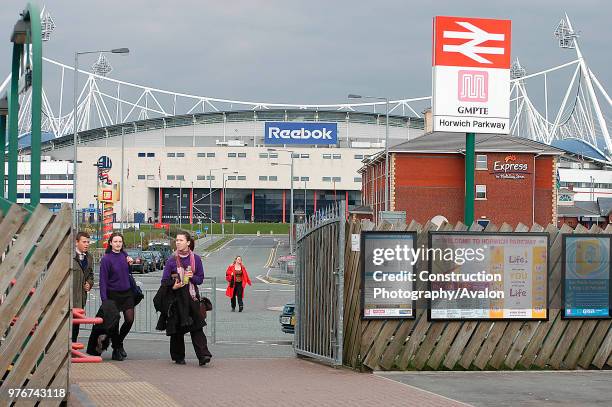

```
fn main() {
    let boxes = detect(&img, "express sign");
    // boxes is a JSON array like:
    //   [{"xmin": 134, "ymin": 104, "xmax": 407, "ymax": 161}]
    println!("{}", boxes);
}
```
[{"xmin": 432, "ymin": 16, "xmax": 511, "ymax": 134}]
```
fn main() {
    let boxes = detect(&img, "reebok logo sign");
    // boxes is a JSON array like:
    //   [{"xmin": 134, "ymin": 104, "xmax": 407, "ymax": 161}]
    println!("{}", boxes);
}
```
[{"xmin": 264, "ymin": 122, "xmax": 338, "ymax": 145}]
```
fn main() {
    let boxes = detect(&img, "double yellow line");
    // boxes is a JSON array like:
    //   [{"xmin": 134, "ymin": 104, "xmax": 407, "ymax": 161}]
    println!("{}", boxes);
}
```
[{"xmin": 264, "ymin": 245, "xmax": 277, "ymax": 268}]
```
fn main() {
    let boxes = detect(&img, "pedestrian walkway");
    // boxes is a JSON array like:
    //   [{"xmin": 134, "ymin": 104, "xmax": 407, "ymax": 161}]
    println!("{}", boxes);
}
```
[{"xmin": 70, "ymin": 358, "xmax": 469, "ymax": 407}]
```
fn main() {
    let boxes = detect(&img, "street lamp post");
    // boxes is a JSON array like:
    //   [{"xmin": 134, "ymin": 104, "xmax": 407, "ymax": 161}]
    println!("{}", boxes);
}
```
[
  {"xmin": 209, "ymin": 167, "xmax": 228, "ymax": 239},
  {"xmin": 73, "ymin": 48, "xmax": 129, "ymax": 231},
  {"xmin": 348, "ymin": 94, "xmax": 389, "ymax": 212},
  {"xmin": 222, "ymin": 171, "xmax": 238, "ymax": 236},
  {"xmin": 269, "ymin": 149, "xmax": 294, "ymax": 253}
]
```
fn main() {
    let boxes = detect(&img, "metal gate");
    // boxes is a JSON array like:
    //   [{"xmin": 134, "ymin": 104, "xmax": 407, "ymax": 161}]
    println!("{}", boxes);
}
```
[{"xmin": 294, "ymin": 202, "xmax": 345, "ymax": 366}]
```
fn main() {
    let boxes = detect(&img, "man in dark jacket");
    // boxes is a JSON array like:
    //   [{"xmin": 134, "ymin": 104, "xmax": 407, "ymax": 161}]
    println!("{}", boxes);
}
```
[{"xmin": 72, "ymin": 231, "xmax": 94, "ymax": 343}]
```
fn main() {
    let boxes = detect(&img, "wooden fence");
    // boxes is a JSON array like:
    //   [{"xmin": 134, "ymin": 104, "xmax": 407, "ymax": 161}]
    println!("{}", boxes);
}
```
[
  {"xmin": 343, "ymin": 218, "xmax": 612, "ymax": 371},
  {"xmin": 0, "ymin": 204, "xmax": 72, "ymax": 405}
]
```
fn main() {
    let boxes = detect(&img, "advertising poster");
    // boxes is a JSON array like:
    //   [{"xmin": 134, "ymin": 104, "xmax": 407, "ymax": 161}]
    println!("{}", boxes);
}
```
[
  {"xmin": 563, "ymin": 235, "xmax": 611, "ymax": 319},
  {"xmin": 361, "ymin": 231, "xmax": 417, "ymax": 319},
  {"xmin": 429, "ymin": 233, "xmax": 548, "ymax": 321}
]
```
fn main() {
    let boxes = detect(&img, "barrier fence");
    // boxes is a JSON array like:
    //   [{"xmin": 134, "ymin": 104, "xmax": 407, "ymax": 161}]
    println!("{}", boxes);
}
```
[
  {"xmin": 81, "ymin": 277, "xmax": 217, "ymax": 343},
  {"xmin": 342, "ymin": 218, "xmax": 612, "ymax": 371}
]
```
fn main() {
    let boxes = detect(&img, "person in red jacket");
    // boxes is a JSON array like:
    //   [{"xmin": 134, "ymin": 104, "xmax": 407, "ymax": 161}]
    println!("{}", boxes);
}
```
[{"xmin": 225, "ymin": 256, "xmax": 252, "ymax": 312}]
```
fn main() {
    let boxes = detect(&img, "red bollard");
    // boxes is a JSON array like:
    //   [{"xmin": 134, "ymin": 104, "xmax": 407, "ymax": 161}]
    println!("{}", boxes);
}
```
[{"xmin": 71, "ymin": 308, "xmax": 104, "ymax": 363}]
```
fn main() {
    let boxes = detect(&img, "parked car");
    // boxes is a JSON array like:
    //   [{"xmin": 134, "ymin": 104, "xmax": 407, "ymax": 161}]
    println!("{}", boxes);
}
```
[
  {"xmin": 140, "ymin": 251, "xmax": 158, "ymax": 273},
  {"xmin": 147, "ymin": 250, "xmax": 165, "ymax": 269},
  {"xmin": 126, "ymin": 249, "xmax": 148, "ymax": 274},
  {"xmin": 279, "ymin": 302, "xmax": 295, "ymax": 334},
  {"xmin": 148, "ymin": 241, "xmax": 172, "ymax": 262}
]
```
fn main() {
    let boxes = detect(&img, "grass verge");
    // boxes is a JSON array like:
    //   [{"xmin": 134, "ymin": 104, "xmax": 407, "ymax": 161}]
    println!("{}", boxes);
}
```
[{"xmin": 203, "ymin": 236, "xmax": 233, "ymax": 252}]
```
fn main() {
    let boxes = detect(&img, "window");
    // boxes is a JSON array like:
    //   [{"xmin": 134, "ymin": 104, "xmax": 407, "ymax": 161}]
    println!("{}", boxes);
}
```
[
  {"xmin": 164, "ymin": 194, "xmax": 169, "ymax": 198},
  {"xmin": 476, "ymin": 155, "xmax": 487, "ymax": 170},
  {"xmin": 238, "ymin": 175, "xmax": 247, "ymax": 181},
  {"xmin": 147, "ymin": 153, "xmax": 155, "ymax": 158},
  {"xmin": 197, "ymin": 153, "xmax": 206, "ymax": 158},
  {"xmin": 323, "ymin": 154, "xmax": 332, "ymax": 159},
  {"xmin": 228, "ymin": 175, "xmax": 236, "ymax": 180},
  {"xmin": 354, "ymin": 154, "xmax": 364, "ymax": 160},
  {"xmin": 259, "ymin": 153, "xmax": 268, "ymax": 158},
  {"xmin": 238, "ymin": 152, "xmax": 247, "ymax": 158},
  {"xmin": 322, "ymin": 176, "xmax": 331, "ymax": 182},
  {"xmin": 197, "ymin": 175, "xmax": 206, "ymax": 180},
  {"xmin": 269, "ymin": 176, "xmax": 278, "ymax": 181},
  {"xmin": 269, "ymin": 153, "xmax": 278, "ymax": 159},
  {"xmin": 206, "ymin": 152, "xmax": 215, "ymax": 158},
  {"xmin": 167, "ymin": 153, "xmax": 175, "ymax": 158},
  {"xmin": 292, "ymin": 153, "xmax": 300, "ymax": 158},
  {"xmin": 147, "ymin": 175, "xmax": 155, "ymax": 180},
  {"xmin": 176, "ymin": 175, "xmax": 185, "ymax": 181},
  {"xmin": 167, "ymin": 175, "xmax": 175, "ymax": 180},
  {"xmin": 333, "ymin": 154, "xmax": 341, "ymax": 160},
  {"xmin": 293, "ymin": 176, "xmax": 299, "ymax": 181},
  {"xmin": 332, "ymin": 176, "xmax": 341, "ymax": 182},
  {"xmin": 207, "ymin": 175, "xmax": 216, "ymax": 180},
  {"xmin": 138, "ymin": 152, "xmax": 146, "ymax": 157},
  {"xmin": 476, "ymin": 185, "xmax": 487, "ymax": 200},
  {"xmin": 177, "ymin": 152, "xmax": 185, "ymax": 158},
  {"xmin": 354, "ymin": 177, "xmax": 362, "ymax": 182},
  {"xmin": 300, "ymin": 176, "xmax": 309, "ymax": 181},
  {"xmin": 228, "ymin": 152, "xmax": 237, "ymax": 158},
  {"xmin": 300, "ymin": 154, "xmax": 309, "ymax": 159},
  {"xmin": 259, "ymin": 176, "xmax": 268, "ymax": 181},
  {"xmin": 137, "ymin": 175, "xmax": 145, "ymax": 180}
]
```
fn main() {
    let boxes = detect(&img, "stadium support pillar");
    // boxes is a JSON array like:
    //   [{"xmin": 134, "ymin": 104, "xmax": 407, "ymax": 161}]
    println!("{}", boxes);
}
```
[
  {"xmin": 189, "ymin": 188, "xmax": 193, "ymax": 224},
  {"xmin": 251, "ymin": 189, "xmax": 255, "ymax": 222},
  {"xmin": 159, "ymin": 187, "xmax": 163, "ymax": 222},
  {"xmin": 313, "ymin": 190, "xmax": 317, "ymax": 213},
  {"xmin": 220, "ymin": 189, "xmax": 224, "ymax": 224},
  {"xmin": 282, "ymin": 190, "xmax": 286, "ymax": 223}
]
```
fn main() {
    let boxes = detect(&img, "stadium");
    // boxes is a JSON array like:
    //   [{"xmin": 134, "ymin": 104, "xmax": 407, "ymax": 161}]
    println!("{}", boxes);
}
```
[{"xmin": 33, "ymin": 109, "xmax": 425, "ymax": 224}]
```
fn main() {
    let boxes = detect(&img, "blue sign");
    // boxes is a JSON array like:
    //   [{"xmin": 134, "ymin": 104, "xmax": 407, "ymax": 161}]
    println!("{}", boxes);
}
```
[
  {"xmin": 264, "ymin": 122, "xmax": 338, "ymax": 145},
  {"xmin": 196, "ymin": 230, "xmax": 202, "ymax": 235},
  {"xmin": 204, "ymin": 226, "xmax": 209, "ymax": 230},
  {"xmin": 563, "ymin": 236, "xmax": 611, "ymax": 318}
]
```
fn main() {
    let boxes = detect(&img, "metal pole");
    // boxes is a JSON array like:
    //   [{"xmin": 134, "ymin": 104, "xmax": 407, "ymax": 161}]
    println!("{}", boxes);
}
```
[
  {"xmin": 73, "ymin": 53, "xmax": 79, "ymax": 229},
  {"xmin": 465, "ymin": 132, "xmax": 475, "ymax": 226},
  {"xmin": 209, "ymin": 169, "xmax": 213, "ymax": 238},
  {"xmin": 120, "ymin": 127, "xmax": 125, "ymax": 232},
  {"xmin": 179, "ymin": 181, "xmax": 182, "ymax": 229},
  {"xmin": 290, "ymin": 154, "xmax": 294, "ymax": 253},
  {"xmin": 384, "ymin": 98, "xmax": 389, "ymax": 211},
  {"xmin": 0, "ymin": 116, "xmax": 5, "ymax": 198},
  {"xmin": 304, "ymin": 180, "xmax": 307, "ymax": 219},
  {"xmin": 222, "ymin": 174, "xmax": 226, "ymax": 236}
]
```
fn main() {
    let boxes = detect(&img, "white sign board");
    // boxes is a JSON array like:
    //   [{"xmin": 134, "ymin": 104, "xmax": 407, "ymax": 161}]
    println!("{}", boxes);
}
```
[
  {"xmin": 432, "ymin": 16, "xmax": 511, "ymax": 134},
  {"xmin": 351, "ymin": 234, "xmax": 360, "ymax": 252}
]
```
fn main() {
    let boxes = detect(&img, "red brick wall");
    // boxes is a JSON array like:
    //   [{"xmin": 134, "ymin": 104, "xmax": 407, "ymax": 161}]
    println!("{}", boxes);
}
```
[
  {"xmin": 393, "ymin": 154, "xmax": 465, "ymax": 224},
  {"xmin": 387, "ymin": 152, "xmax": 555, "ymax": 227}
]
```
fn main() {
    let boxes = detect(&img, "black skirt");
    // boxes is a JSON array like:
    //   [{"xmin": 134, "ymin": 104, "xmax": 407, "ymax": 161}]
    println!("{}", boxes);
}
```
[{"xmin": 108, "ymin": 289, "xmax": 135, "ymax": 312}]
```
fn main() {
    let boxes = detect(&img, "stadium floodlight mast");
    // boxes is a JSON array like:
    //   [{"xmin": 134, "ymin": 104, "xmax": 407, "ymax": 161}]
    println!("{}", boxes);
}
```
[
  {"xmin": 73, "ymin": 48, "xmax": 128, "ymax": 231},
  {"xmin": 269, "ymin": 148, "xmax": 294, "ymax": 254},
  {"xmin": 348, "ymin": 94, "xmax": 390, "ymax": 212},
  {"xmin": 209, "ymin": 167, "xmax": 228, "ymax": 238}
]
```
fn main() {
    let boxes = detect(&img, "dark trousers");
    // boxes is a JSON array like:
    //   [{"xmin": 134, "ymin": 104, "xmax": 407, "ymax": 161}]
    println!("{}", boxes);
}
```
[
  {"xmin": 72, "ymin": 324, "xmax": 80, "ymax": 343},
  {"xmin": 231, "ymin": 283, "xmax": 244, "ymax": 309},
  {"xmin": 170, "ymin": 329, "xmax": 212, "ymax": 362}
]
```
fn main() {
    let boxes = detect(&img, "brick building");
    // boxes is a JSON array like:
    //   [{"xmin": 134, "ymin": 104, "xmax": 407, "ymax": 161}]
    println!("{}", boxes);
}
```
[{"xmin": 360, "ymin": 132, "xmax": 564, "ymax": 227}]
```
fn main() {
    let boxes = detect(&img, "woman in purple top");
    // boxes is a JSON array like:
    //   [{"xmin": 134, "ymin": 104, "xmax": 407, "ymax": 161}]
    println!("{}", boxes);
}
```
[
  {"xmin": 99, "ymin": 232, "xmax": 135, "ymax": 361},
  {"xmin": 158, "ymin": 231, "xmax": 211, "ymax": 366}
]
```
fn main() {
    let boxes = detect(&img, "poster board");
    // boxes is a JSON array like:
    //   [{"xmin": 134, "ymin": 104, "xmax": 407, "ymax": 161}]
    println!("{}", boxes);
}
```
[
  {"xmin": 562, "ymin": 235, "xmax": 611, "ymax": 319},
  {"xmin": 361, "ymin": 231, "xmax": 417, "ymax": 319},
  {"xmin": 428, "ymin": 232, "xmax": 548, "ymax": 321}
]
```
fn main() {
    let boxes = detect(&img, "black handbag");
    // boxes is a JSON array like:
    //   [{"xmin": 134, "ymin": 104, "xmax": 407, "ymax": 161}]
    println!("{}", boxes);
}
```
[
  {"xmin": 129, "ymin": 274, "xmax": 144, "ymax": 306},
  {"xmin": 199, "ymin": 297, "xmax": 213, "ymax": 319}
]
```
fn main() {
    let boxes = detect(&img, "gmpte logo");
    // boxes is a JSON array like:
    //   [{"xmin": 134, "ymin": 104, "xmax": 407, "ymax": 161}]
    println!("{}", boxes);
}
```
[
  {"xmin": 267, "ymin": 126, "xmax": 334, "ymax": 140},
  {"xmin": 458, "ymin": 70, "xmax": 488, "ymax": 102}
]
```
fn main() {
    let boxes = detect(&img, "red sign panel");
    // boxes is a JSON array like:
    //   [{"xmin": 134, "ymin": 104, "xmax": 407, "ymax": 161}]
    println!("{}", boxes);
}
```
[
  {"xmin": 154, "ymin": 223, "xmax": 170, "ymax": 230},
  {"xmin": 433, "ymin": 16, "xmax": 511, "ymax": 69}
]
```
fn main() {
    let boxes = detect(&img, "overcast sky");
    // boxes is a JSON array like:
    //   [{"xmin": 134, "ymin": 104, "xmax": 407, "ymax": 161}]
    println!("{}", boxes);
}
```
[{"xmin": 1, "ymin": 0, "xmax": 610, "ymax": 108}]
